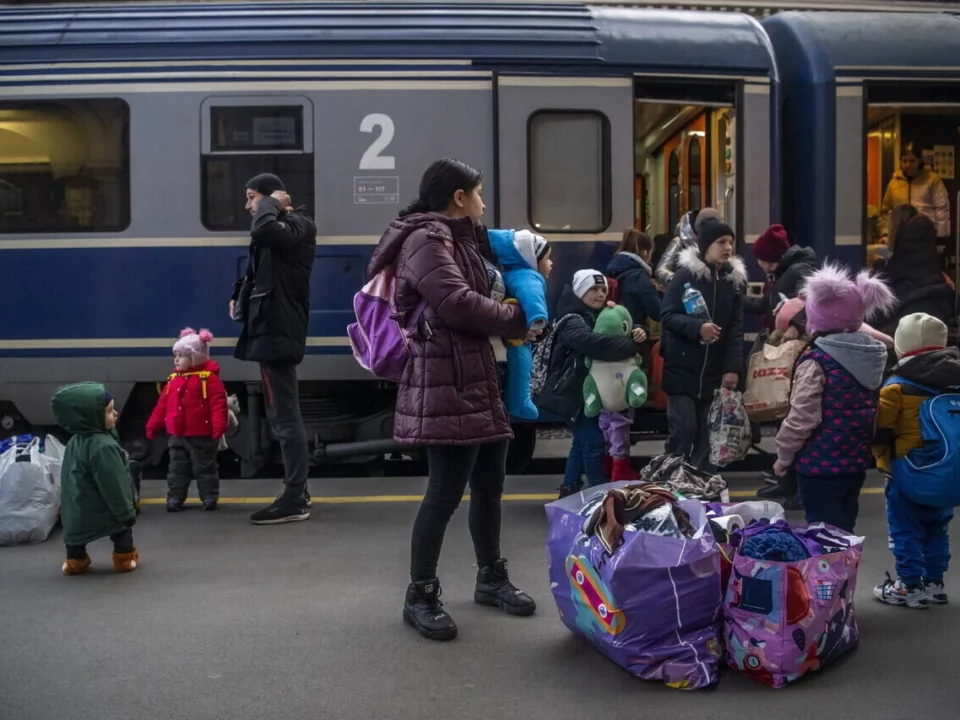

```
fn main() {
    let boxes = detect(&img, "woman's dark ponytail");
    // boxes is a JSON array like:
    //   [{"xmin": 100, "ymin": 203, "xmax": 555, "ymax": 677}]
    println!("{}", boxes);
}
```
[
  {"xmin": 398, "ymin": 158, "xmax": 483, "ymax": 218},
  {"xmin": 399, "ymin": 197, "xmax": 430, "ymax": 218}
]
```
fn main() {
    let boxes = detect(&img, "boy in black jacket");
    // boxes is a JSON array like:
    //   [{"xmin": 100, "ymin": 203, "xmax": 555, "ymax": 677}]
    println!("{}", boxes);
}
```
[
  {"xmin": 536, "ymin": 270, "xmax": 645, "ymax": 498},
  {"xmin": 660, "ymin": 220, "xmax": 746, "ymax": 471}
]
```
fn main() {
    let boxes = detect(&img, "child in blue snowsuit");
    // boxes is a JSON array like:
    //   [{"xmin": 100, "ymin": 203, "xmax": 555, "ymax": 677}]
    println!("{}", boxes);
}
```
[
  {"xmin": 873, "ymin": 313, "xmax": 960, "ymax": 609},
  {"xmin": 487, "ymin": 229, "xmax": 552, "ymax": 419}
]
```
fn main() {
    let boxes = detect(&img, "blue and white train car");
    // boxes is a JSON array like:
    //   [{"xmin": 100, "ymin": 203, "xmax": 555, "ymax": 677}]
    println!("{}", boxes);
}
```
[{"xmin": 0, "ymin": 2, "xmax": 780, "ymax": 473}]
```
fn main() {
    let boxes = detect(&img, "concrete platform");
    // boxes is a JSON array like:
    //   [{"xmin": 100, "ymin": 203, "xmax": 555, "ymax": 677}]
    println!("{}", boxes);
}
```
[{"xmin": 1, "ymin": 473, "xmax": 956, "ymax": 719}]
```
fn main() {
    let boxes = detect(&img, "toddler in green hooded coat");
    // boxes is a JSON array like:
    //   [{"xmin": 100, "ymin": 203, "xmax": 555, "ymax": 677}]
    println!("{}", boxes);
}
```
[{"xmin": 50, "ymin": 382, "xmax": 139, "ymax": 575}]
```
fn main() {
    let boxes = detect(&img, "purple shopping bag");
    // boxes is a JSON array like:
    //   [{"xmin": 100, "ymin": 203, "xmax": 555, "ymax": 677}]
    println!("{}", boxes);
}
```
[
  {"xmin": 545, "ymin": 483, "xmax": 723, "ymax": 690},
  {"xmin": 723, "ymin": 520, "xmax": 864, "ymax": 688}
]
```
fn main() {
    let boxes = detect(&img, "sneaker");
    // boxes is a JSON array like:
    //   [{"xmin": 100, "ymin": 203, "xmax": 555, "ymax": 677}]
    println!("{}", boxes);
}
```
[
  {"xmin": 202, "ymin": 499, "xmax": 218, "ymax": 511},
  {"xmin": 761, "ymin": 469, "xmax": 779, "ymax": 485},
  {"xmin": 475, "ymin": 558, "xmax": 537, "ymax": 616},
  {"xmin": 166, "ymin": 498, "xmax": 184, "ymax": 513},
  {"xmin": 873, "ymin": 573, "xmax": 927, "ymax": 609},
  {"xmin": 62, "ymin": 555, "xmax": 92, "ymax": 576},
  {"xmin": 403, "ymin": 579, "xmax": 458, "ymax": 641},
  {"xmin": 924, "ymin": 581, "xmax": 948, "ymax": 605},
  {"xmin": 250, "ymin": 493, "xmax": 310, "ymax": 525},
  {"xmin": 756, "ymin": 479, "xmax": 797, "ymax": 499},
  {"xmin": 558, "ymin": 482, "xmax": 583, "ymax": 500}
]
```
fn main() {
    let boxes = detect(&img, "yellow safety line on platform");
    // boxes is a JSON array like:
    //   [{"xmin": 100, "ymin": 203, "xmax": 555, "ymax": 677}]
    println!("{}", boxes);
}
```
[{"xmin": 140, "ymin": 488, "xmax": 885, "ymax": 506}]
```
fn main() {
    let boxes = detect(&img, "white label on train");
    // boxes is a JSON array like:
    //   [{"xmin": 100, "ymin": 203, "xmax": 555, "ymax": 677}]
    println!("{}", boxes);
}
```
[
  {"xmin": 354, "ymin": 176, "xmax": 400, "ymax": 204},
  {"xmin": 359, "ymin": 113, "xmax": 396, "ymax": 170}
]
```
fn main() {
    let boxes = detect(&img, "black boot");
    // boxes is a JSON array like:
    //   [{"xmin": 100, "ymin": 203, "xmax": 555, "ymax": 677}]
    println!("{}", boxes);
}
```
[
  {"xmin": 403, "ymin": 579, "xmax": 457, "ymax": 641},
  {"xmin": 475, "ymin": 559, "xmax": 537, "ymax": 616}
]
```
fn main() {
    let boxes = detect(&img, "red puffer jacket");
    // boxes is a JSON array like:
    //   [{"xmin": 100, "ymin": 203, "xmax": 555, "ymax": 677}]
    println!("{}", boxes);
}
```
[
  {"xmin": 367, "ymin": 213, "xmax": 528, "ymax": 446},
  {"xmin": 145, "ymin": 360, "xmax": 229, "ymax": 439}
]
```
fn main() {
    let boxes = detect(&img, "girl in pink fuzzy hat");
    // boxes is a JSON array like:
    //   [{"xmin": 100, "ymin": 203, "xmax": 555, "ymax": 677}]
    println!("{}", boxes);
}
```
[
  {"xmin": 773, "ymin": 263, "xmax": 895, "ymax": 532},
  {"xmin": 145, "ymin": 328, "xmax": 228, "ymax": 512}
]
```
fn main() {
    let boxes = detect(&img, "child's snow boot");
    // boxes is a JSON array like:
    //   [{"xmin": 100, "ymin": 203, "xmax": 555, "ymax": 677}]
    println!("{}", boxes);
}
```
[
  {"xmin": 62, "ymin": 555, "xmax": 92, "ymax": 576},
  {"xmin": 611, "ymin": 458, "xmax": 640, "ymax": 482},
  {"xmin": 113, "ymin": 548, "xmax": 140, "ymax": 573}
]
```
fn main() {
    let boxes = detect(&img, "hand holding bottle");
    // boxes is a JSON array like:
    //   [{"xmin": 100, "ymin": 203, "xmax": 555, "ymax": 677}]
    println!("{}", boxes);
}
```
[{"xmin": 700, "ymin": 323, "xmax": 722, "ymax": 343}]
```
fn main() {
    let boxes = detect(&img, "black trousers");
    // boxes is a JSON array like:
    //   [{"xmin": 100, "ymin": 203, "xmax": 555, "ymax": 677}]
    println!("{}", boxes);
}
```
[
  {"xmin": 410, "ymin": 440, "xmax": 509, "ymax": 582},
  {"xmin": 66, "ymin": 528, "xmax": 133, "ymax": 560},
  {"xmin": 259, "ymin": 361, "xmax": 310, "ymax": 494},
  {"xmin": 167, "ymin": 436, "xmax": 220, "ymax": 502}
]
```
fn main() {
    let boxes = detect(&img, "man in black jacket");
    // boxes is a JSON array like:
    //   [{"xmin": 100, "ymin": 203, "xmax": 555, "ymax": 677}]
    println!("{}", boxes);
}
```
[{"xmin": 230, "ymin": 173, "xmax": 317, "ymax": 525}]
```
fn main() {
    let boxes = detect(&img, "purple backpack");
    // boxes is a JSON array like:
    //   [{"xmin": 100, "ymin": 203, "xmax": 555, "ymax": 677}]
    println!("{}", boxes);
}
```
[{"xmin": 347, "ymin": 265, "xmax": 427, "ymax": 383}]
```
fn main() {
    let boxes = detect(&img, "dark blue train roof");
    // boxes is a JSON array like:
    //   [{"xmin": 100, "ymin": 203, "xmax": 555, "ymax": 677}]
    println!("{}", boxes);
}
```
[
  {"xmin": 0, "ymin": 2, "xmax": 775, "ymax": 76},
  {"xmin": 763, "ymin": 10, "xmax": 960, "ymax": 82}
]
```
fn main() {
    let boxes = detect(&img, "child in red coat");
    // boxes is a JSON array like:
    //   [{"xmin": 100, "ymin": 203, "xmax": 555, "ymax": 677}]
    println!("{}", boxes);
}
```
[{"xmin": 146, "ymin": 328, "xmax": 229, "ymax": 512}]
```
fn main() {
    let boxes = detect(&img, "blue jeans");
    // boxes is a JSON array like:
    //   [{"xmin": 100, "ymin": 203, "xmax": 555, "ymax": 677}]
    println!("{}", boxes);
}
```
[
  {"xmin": 563, "ymin": 411, "xmax": 606, "ymax": 488},
  {"xmin": 796, "ymin": 471, "xmax": 866, "ymax": 533},
  {"xmin": 886, "ymin": 479, "xmax": 953, "ymax": 586}
]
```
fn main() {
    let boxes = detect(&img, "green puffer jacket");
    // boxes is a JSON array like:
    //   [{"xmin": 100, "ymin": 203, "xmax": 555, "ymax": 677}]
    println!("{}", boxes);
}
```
[{"xmin": 50, "ymin": 382, "xmax": 135, "ymax": 546}]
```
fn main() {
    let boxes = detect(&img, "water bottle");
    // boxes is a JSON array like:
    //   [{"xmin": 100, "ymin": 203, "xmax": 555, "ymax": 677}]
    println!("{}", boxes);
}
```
[{"xmin": 682, "ymin": 283, "xmax": 711, "ymax": 321}]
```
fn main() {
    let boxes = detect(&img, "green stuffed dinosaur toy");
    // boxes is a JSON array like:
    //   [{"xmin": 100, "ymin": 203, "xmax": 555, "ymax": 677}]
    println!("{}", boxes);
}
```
[{"xmin": 582, "ymin": 305, "xmax": 649, "ymax": 418}]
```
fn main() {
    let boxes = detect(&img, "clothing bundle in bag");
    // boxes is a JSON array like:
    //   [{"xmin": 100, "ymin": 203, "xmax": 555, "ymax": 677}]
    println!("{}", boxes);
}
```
[
  {"xmin": 0, "ymin": 435, "xmax": 64, "ymax": 545},
  {"xmin": 545, "ymin": 482, "xmax": 724, "ymax": 690},
  {"xmin": 723, "ymin": 519, "xmax": 863, "ymax": 688},
  {"xmin": 640, "ymin": 453, "xmax": 728, "ymax": 501},
  {"xmin": 742, "ymin": 340, "xmax": 807, "ymax": 424},
  {"xmin": 708, "ymin": 388, "xmax": 752, "ymax": 467},
  {"xmin": 703, "ymin": 501, "xmax": 786, "ymax": 592}
]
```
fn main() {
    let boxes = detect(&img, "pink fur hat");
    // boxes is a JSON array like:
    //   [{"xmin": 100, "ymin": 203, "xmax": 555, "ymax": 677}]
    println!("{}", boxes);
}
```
[
  {"xmin": 775, "ymin": 296, "xmax": 895, "ymax": 348},
  {"xmin": 800, "ymin": 263, "xmax": 895, "ymax": 336},
  {"xmin": 172, "ymin": 327, "xmax": 214, "ymax": 361}
]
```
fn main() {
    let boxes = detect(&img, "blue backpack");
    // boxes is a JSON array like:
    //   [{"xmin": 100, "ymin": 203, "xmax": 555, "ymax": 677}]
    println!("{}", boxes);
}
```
[{"xmin": 886, "ymin": 376, "xmax": 960, "ymax": 509}]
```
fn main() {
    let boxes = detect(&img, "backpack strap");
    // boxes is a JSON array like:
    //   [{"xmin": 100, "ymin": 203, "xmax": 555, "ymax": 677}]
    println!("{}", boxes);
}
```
[{"xmin": 885, "ymin": 375, "xmax": 941, "ymax": 397}]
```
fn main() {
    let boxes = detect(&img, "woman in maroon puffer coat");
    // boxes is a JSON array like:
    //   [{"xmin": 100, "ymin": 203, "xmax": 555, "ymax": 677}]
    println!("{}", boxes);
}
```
[{"xmin": 368, "ymin": 158, "xmax": 538, "ymax": 642}]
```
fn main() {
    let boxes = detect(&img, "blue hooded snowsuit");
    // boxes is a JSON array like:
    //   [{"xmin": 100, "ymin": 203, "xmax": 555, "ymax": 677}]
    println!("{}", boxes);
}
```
[{"xmin": 487, "ymin": 229, "xmax": 549, "ymax": 420}]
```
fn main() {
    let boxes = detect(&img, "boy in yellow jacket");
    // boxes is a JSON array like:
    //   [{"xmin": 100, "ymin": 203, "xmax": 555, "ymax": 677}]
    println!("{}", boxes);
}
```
[{"xmin": 872, "ymin": 313, "xmax": 960, "ymax": 608}]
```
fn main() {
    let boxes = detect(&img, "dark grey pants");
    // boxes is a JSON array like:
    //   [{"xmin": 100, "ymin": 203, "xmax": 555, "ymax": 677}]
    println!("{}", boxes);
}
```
[
  {"xmin": 665, "ymin": 394, "xmax": 715, "ymax": 472},
  {"xmin": 259, "ymin": 361, "xmax": 309, "ymax": 495},
  {"xmin": 168, "ymin": 436, "xmax": 220, "ymax": 502},
  {"xmin": 66, "ymin": 529, "xmax": 133, "ymax": 560}
]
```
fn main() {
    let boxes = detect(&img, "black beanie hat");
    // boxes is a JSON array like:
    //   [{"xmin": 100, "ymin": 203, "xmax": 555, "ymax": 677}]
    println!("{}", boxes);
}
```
[
  {"xmin": 104, "ymin": 390, "xmax": 113, "ymax": 407},
  {"xmin": 245, "ymin": 173, "xmax": 285, "ymax": 196},
  {"xmin": 696, "ymin": 219, "xmax": 735, "ymax": 257}
]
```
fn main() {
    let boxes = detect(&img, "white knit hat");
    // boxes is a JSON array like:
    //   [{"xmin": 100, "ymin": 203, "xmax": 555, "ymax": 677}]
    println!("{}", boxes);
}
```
[
  {"xmin": 572, "ymin": 269, "xmax": 607, "ymax": 299},
  {"xmin": 894, "ymin": 312, "xmax": 948, "ymax": 358}
]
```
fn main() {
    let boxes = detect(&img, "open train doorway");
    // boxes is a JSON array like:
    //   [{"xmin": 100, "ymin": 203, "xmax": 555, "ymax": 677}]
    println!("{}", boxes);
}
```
[{"xmin": 634, "ymin": 79, "xmax": 740, "ymax": 243}]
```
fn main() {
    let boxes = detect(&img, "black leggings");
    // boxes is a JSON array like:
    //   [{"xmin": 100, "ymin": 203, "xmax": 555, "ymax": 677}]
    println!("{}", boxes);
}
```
[
  {"xmin": 66, "ymin": 529, "xmax": 134, "ymax": 560},
  {"xmin": 410, "ymin": 440, "xmax": 509, "ymax": 582}
]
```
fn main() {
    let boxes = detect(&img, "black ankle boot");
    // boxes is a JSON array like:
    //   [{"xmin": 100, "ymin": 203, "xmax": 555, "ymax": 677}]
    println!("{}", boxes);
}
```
[
  {"xmin": 403, "ymin": 579, "xmax": 457, "ymax": 641},
  {"xmin": 475, "ymin": 559, "xmax": 536, "ymax": 616}
]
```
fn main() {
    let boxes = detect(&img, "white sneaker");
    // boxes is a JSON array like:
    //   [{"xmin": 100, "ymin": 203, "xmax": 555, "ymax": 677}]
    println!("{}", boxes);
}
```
[
  {"xmin": 924, "ymin": 581, "xmax": 948, "ymax": 605},
  {"xmin": 873, "ymin": 574, "xmax": 928, "ymax": 609}
]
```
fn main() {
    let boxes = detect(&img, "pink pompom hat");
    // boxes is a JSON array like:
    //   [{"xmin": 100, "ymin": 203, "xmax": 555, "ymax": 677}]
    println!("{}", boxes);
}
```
[
  {"xmin": 172, "ymin": 327, "xmax": 214, "ymax": 361},
  {"xmin": 800, "ymin": 262, "xmax": 895, "ymax": 336}
]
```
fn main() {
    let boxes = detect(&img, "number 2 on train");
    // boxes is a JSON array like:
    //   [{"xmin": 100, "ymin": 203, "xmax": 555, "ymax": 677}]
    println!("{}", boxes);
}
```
[{"xmin": 359, "ymin": 113, "xmax": 396, "ymax": 170}]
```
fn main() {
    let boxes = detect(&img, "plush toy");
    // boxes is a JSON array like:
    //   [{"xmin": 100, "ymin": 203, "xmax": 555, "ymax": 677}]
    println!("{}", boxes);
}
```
[
  {"xmin": 219, "ymin": 394, "xmax": 240, "ymax": 453},
  {"xmin": 582, "ymin": 305, "xmax": 649, "ymax": 417},
  {"xmin": 487, "ymin": 228, "xmax": 550, "ymax": 420}
]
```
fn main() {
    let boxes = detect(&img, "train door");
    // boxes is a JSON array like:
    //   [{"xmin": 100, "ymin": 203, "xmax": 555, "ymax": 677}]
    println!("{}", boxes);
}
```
[
  {"xmin": 495, "ymin": 74, "xmax": 633, "ymax": 285},
  {"xmin": 632, "ymin": 77, "xmax": 769, "ymax": 252},
  {"xmin": 862, "ymin": 83, "xmax": 960, "ymax": 292}
]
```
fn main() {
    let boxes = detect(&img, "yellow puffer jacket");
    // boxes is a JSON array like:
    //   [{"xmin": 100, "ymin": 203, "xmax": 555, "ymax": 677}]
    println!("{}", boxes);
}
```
[
  {"xmin": 880, "ymin": 168, "xmax": 951, "ymax": 238},
  {"xmin": 872, "ymin": 381, "xmax": 926, "ymax": 474}
]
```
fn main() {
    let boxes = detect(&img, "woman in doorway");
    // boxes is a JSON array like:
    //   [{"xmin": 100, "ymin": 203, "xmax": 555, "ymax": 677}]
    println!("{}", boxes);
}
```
[
  {"xmin": 880, "ymin": 141, "xmax": 950, "ymax": 243},
  {"xmin": 367, "ymin": 158, "xmax": 538, "ymax": 643}
]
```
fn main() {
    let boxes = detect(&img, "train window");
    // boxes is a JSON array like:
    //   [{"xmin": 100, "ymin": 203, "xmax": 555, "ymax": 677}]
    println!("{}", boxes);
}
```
[
  {"xmin": 200, "ymin": 98, "xmax": 314, "ymax": 231},
  {"xmin": 527, "ymin": 110, "xmax": 610, "ymax": 233},
  {"xmin": 668, "ymin": 149, "xmax": 680, "ymax": 232},
  {"xmin": 0, "ymin": 98, "xmax": 130, "ymax": 234}
]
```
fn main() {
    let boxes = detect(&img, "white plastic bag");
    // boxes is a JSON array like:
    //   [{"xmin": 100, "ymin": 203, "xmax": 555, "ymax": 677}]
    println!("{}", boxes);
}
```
[
  {"xmin": 0, "ymin": 437, "xmax": 62, "ymax": 546},
  {"xmin": 707, "ymin": 388, "xmax": 752, "ymax": 468}
]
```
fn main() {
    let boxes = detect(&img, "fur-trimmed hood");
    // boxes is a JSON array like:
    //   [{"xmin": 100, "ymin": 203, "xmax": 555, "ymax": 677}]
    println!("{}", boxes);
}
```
[{"xmin": 677, "ymin": 246, "xmax": 748, "ymax": 289}]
